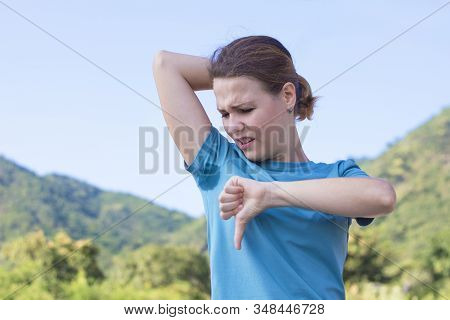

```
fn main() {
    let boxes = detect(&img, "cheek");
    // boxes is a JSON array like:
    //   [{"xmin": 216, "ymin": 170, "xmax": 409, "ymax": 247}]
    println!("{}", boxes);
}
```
[
  {"xmin": 247, "ymin": 111, "xmax": 269, "ymax": 129},
  {"xmin": 258, "ymin": 104, "xmax": 282, "ymax": 124},
  {"xmin": 252, "ymin": 109, "xmax": 284, "ymax": 136}
]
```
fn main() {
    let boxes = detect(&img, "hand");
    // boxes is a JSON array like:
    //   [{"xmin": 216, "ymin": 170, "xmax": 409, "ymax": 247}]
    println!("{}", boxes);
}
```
[{"xmin": 218, "ymin": 176, "xmax": 271, "ymax": 250}]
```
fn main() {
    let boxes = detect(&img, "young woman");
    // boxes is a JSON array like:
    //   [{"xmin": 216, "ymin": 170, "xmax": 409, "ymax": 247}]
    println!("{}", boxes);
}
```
[{"xmin": 152, "ymin": 35, "xmax": 396, "ymax": 300}]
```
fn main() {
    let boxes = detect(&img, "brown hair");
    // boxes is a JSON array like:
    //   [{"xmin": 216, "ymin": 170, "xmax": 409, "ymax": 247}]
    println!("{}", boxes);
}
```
[{"xmin": 207, "ymin": 35, "xmax": 320, "ymax": 121}]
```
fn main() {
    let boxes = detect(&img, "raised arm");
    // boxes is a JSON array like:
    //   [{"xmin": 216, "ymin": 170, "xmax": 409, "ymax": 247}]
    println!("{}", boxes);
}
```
[{"xmin": 152, "ymin": 50, "xmax": 213, "ymax": 166}]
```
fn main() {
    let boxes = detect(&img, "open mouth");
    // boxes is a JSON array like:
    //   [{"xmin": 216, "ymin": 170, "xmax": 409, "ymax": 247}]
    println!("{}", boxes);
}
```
[{"xmin": 236, "ymin": 137, "xmax": 255, "ymax": 150}]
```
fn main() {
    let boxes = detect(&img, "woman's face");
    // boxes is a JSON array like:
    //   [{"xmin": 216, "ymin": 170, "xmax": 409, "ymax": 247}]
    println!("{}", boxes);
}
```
[{"xmin": 213, "ymin": 76, "xmax": 297, "ymax": 162}]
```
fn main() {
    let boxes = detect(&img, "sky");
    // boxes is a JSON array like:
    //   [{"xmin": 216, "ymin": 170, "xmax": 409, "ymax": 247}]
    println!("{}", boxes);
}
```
[{"xmin": 1, "ymin": 0, "xmax": 449, "ymax": 218}]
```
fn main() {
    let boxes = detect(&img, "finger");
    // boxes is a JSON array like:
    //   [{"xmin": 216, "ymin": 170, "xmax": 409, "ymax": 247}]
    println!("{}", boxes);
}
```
[
  {"xmin": 220, "ymin": 199, "xmax": 242, "ymax": 212},
  {"xmin": 224, "ymin": 185, "xmax": 244, "ymax": 194},
  {"xmin": 234, "ymin": 218, "xmax": 246, "ymax": 250},
  {"xmin": 219, "ymin": 192, "xmax": 243, "ymax": 203},
  {"xmin": 221, "ymin": 204, "xmax": 243, "ymax": 220}
]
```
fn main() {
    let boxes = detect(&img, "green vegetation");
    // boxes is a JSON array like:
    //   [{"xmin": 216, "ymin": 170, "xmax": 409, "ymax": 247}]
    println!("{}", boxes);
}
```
[
  {"xmin": 0, "ymin": 155, "xmax": 206, "ymax": 271},
  {"xmin": 345, "ymin": 106, "xmax": 450, "ymax": 299},
  {"xmin": 0, "ymin": 106, "xmax": 448, "ymax": 299},
  {"xmin": 0, "ymin": 230, "xmax": 210, "ymax": 299}
]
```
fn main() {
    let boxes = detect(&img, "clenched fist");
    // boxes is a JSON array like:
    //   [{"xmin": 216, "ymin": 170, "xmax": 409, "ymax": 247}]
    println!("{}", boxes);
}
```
[{"xmin": 218, "ymin": 176, "xmax": 272, "ymax": 250}]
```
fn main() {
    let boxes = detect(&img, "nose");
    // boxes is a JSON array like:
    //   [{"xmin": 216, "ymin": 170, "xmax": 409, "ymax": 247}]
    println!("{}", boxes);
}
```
[{"xmin": 227, "ymin": 114, "xmax": 245, "ymax": 136}]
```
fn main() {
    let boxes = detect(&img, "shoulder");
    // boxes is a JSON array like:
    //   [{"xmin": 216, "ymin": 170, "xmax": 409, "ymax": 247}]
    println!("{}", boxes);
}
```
[
  {"xmin": 336, "ymin": 159, "xmax": 369, "ymax": 178},
  {"xmin": 184, "ymin": 125, "xmax": 243, "ymax": 182},
  {"xmin": 305, "ymin": 159, "xmax": 368, "ymax": 179}
]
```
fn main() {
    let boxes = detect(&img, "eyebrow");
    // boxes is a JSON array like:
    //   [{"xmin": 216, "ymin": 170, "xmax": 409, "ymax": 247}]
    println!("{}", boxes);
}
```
[{"xmin": 217, "ymin": 101, "xmax": 254, "ymax": 112}]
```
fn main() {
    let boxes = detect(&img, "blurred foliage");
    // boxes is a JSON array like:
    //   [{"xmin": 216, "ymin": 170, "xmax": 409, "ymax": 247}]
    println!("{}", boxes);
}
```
[
  {"xmin": 0, "ymin": 230, "xmax": 210, "ymax": 299},
  {"xmin": 345, "ymin": 106, "xmax": 450, "ymax": 299},
  {"xmin": 344, "ymin": 231, "xmax": 401, "ymax": 284}
]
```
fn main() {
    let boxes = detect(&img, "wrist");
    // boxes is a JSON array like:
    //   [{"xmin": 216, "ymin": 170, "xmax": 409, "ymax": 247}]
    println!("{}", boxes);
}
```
[{"xmin": 262, "ymin": 181, "xmax": 286, "ymax": 209}]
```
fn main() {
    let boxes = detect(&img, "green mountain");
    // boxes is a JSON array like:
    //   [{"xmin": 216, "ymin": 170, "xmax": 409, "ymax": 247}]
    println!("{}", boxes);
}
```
[
  {"xmin": 355, "ymin": 106, "xmax": 450, "ymax": 265},
  {"xmin": 0, "ymin": 156, "xmax": 207, "ymax": 260}
]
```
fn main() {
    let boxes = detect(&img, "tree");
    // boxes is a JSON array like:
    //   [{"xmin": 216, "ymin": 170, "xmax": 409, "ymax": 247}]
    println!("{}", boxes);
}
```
[
  {"xmin": 408, "ymin": 230, "xmax": 450, "ymax": 299},
  {"xmin": 0, "ymin": 229, "xmax": 105, "ymax": 299},
  {"xmin": 344, "ymin": 231, "xmax": 401, "ymax": 284}
]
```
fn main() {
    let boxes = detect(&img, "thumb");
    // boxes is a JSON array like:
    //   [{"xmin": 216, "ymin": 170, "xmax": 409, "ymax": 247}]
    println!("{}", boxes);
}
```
[{"xmin": 234, "ymin": 216, "xmax": 247, "ymax": 250}]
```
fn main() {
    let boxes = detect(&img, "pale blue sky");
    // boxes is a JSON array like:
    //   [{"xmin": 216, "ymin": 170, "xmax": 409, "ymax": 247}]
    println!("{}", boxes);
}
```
[{"xmin": 1, "ymin": 0, "xmax": 449, "ymax": 217}]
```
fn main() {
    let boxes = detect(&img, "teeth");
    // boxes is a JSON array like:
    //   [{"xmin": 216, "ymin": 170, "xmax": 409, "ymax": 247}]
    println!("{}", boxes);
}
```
[{"xmin": 240, "ymin": 138, "xmax": 253, "ymax": 144}]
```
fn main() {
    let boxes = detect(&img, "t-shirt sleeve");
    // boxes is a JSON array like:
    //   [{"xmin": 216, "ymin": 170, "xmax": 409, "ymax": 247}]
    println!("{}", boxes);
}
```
[
  {"xmin": 183, "ymin": 125, "xmax": 232, "ymax": 185},
  {"xmin": 338, "ymin": 159, "xmax": 375, "ymax": 227}
]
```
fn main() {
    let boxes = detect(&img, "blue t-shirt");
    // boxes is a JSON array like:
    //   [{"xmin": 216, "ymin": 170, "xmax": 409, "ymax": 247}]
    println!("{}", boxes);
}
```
[{"xmin": 184, "ymin": 125, "xmax": 374, "ymax": 300}]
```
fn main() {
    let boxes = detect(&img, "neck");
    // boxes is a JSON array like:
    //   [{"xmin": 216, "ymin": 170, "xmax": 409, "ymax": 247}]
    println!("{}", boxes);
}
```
[{"xmin": 272, "ymin": 127, "xmax": 310, "ymax": 163}]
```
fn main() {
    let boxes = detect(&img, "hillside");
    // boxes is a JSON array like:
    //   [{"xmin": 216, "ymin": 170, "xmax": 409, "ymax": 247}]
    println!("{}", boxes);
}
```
[
  {"xmin": 356, "ymin": 106, "xmax": 450, "ymax": 265},
  {"xmin": 0, "ymin": 156, "xmax": 207, "ymax": 260}
]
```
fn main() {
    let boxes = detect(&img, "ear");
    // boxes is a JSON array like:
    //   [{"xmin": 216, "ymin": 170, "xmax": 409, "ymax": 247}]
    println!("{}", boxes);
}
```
[{"xmin": 280, "ymin": 82, "xmax": 296, "ymax": 110}]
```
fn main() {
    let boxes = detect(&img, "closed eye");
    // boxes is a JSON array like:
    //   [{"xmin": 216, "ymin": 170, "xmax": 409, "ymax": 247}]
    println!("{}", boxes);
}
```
[{"xmin": 219, "ymin": 108, "xmax": 254, "ymax": 118}]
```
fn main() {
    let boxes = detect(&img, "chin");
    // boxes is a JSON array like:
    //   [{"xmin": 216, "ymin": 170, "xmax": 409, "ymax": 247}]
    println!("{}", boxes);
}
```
[{"xmin": 242, "ymin": 151, "xmax": 262, "ymax": 162}]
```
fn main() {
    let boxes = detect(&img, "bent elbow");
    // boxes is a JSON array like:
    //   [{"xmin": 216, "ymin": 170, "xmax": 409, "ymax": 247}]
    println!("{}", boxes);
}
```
[
  {"xmin": 152, "ymin": 50, "xmax": 172, "ymax": 71},
  {"xmin": 380, "ymin": 182, "xmax": 397, "ymax": 214}
]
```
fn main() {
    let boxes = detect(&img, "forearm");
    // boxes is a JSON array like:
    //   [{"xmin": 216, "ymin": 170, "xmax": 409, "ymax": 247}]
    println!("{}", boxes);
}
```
[
  {"xmin": 266, "ymin": 177, "xmax": 396, "ymax": 218},
  {"xmin": 155, "ymin": 50, "xmax": 212, "ymax": 91}
]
